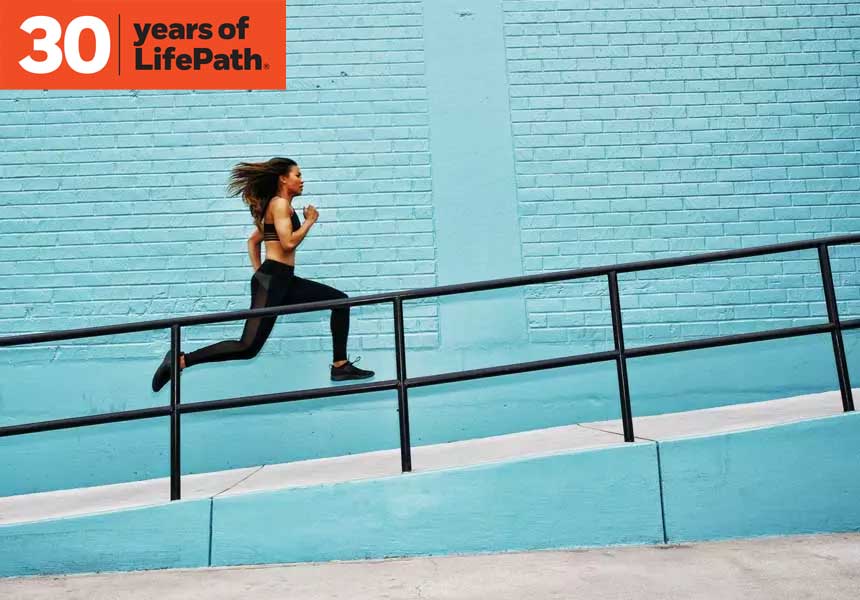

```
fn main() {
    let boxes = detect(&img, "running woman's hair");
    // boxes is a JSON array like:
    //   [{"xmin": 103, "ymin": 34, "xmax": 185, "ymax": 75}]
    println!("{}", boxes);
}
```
[{"xmin": 228, "ymin": 157, "xmax": 298, "ymax": 231}]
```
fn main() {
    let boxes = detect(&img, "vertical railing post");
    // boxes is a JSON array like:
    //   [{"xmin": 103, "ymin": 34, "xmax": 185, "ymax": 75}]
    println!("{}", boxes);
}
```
[
  {"xmin": 393, "ymin": 297, "xmax": 413, "ymax": 472},
  {"xmin": 170, "ymin": 324, "xmax": 182, "ymax": 500},
  {"xmin": 818, "ymin": 245, "xmax": 855, "ymax": 412},
  {"xmin": 608, "ymin": 272, "xmax": 635, "ymax": 442}
]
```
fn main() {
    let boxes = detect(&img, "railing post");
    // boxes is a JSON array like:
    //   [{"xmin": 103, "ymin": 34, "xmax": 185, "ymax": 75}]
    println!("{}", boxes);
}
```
[
  {"xmin": 818, "ymin": 245, "xmax": 855, "ymax": 412},
  {"xmin": 608, "ymin": 272, "xmax": 635, "ymax": 442},
  {"xmin": 393, "ymin": 297, "xmax": 413, "ymax": 472},
  {"xmin": 170, "ymin": 324, "xmax": 182, "ymax": 500}
]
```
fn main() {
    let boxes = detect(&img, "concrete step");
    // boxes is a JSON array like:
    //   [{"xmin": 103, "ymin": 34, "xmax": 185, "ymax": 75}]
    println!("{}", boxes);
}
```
[{"xmin": 0, "ymin": 388, "xmax": 850, "ymax": 527}]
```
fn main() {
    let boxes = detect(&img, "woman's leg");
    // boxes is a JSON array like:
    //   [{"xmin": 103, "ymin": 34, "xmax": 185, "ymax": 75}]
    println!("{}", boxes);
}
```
[
  {"xmin": 284, "ymin": 276, "xmax": 373, "ymax": 380},
  {"xmin": 285, "ymin": 276, "xmax": 350, "ymax": 362},
  {"xmin": 184, "ymin": 274, "xmax": 283, "ymax": 366},
  {"xmin": 151, "ymin": 269, "xmax": 287, "ymax": 391}
]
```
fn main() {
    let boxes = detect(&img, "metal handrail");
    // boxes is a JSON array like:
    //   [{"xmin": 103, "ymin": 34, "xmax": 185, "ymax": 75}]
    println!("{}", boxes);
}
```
[
  {"xmin": 2, "ymin": 232, "xmax": 859, "ymax": 347},
  {"xmin": 1, "ymin": 233, "xmax": 858, "ymax": 500}
]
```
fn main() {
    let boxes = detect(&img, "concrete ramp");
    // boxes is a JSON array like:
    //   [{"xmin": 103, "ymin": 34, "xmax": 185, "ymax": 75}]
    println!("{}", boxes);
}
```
[
  {"xmin": 0, "ymin": 389, "xmax": 858, "ymax": 578},
  {"xmin": 0, "ymin": 389, "xmax": 847, "ymax": 526}
]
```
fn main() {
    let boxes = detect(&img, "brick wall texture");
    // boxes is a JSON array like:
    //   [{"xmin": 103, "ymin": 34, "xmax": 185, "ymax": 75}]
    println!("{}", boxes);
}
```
[
  {"xmin": 0, "ymin": 0, "xmax": 858, "ymax": 360},
  {"xmin": 505, "ymin": 0, "xmax": 859, "ymax": 349},
  {"xmin": 0, "ymin": 0, "xmax": 437, "ymax": 361}
]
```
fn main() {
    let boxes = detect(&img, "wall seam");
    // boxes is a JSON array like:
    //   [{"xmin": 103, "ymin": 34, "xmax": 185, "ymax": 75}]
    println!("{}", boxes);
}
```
[
  {"xmin": 498, "ymin": 0, "xmax": 527, "ymax": 274},
  {"xmin": 417, "ymin": 0, "xmax": 443, "ymax": 352},
  {"xmin": 208, "ymin": 497, "xmax": 214, "ymax": 567},
  {"xmin": 656, "ymin": 441, "xmax": 668, "ymax": 545}
]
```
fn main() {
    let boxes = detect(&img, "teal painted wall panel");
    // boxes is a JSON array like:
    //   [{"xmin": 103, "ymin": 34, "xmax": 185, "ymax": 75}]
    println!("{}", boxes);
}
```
[
  {"xmin": 660, "ymin": 412, "xmax": 860, "ymax": 542},
  {"xmin": 0, "ymin": 499, "xmax": 210, "ymax": 578},
  {"xmin": 210, "ymin": 443, "xmax": 664, "ymax": 566},
  {"xmin": 425, "ymin": 0, "xmax": 529, "ymax": 349},
  {"xmin": 627, "ymin": 333, "xmax": 845, "ymax": 417},
  {"xmin": 0, "ymin": 418, "xmax": 169, "ymax": 497}
]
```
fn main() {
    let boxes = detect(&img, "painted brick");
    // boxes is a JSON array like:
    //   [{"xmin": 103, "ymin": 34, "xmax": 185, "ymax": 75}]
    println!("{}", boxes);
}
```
[
  {"xmin": 1, "ymin": 0, "xmax": 858, "ymax": 364},
  {"xmin": 505, "ymin": 0, "xmax": 860, "ymax": 348},
  {"xmin": 0, "ymin": 1, "xmax": 437, "ymax": 360}
]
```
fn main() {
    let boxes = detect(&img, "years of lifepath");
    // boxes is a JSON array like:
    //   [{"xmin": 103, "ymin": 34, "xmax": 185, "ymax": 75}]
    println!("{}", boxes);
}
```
[{"xmin": 133, "ymin": 18, "xmax": 252, "ymax": 46}]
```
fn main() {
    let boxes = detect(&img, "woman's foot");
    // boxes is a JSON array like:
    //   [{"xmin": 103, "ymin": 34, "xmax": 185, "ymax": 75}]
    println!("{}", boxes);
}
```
[
  {"xmin": 151, "ymin": 350, "xmax": 184, "ymax": 392},
  {"xmin": 331, "ymin": 356, "xmax": 374, "ymax": 381}
]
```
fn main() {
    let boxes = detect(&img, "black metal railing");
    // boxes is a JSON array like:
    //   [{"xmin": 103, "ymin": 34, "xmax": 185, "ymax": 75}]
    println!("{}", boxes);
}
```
[{"xmin": 1, "ymin": 234, "xmax": 858, "ymax": 500}]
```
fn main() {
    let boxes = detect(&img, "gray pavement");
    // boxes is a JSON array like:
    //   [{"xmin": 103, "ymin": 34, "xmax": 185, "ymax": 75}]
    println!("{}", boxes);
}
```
[{"xmin": 3, "ymin": 533, "xmax": 859, "ymax": 599}]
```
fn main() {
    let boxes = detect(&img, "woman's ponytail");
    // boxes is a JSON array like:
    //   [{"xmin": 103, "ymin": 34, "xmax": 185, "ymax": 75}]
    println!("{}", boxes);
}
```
[{"xmin": 228, "ymin": 157, "xmax": 297, "ymax": 230}]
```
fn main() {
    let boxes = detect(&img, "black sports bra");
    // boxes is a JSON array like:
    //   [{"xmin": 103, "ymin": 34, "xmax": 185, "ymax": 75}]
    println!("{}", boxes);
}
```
[{"xmin": 262, "ymin": 211, "xmax": 302, "ymax": 242}]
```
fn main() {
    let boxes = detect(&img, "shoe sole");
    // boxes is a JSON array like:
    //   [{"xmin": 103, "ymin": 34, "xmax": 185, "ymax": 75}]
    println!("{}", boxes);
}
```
[{"xmin": 330, "ymin": 374, "xmax": 375, "ymax": 382}]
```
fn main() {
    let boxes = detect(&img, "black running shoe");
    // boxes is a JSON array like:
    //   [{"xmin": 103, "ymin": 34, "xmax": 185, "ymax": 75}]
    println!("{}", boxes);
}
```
[
  {"xmin": 151, "ymin": 350, "xmax": 182, "ymax": 392},
  {"xmin": 331, "ymin": 356, "xmax": 374, "ymax": 381}
]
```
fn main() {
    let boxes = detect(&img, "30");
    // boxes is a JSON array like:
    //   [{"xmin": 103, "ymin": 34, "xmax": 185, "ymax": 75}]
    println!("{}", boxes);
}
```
[{"xmin": 19, "ymin": 15, "xmax": 110, "ymax": 74}]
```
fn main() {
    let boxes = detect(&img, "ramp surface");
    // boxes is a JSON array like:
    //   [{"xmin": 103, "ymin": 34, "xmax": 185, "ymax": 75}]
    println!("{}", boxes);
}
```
[{"xmin": 0, "ymin": 389, "xmax": 850, "ymax": 526}]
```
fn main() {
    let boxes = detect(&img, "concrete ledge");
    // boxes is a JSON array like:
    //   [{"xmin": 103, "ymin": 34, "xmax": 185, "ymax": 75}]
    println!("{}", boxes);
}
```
[
  {"xmin": 219, "ymin": 421, "xmax": 622, "ymax": 497},
  {"xmin": 0, "ymin": 390, "xmax": 856, "ymax": 578},
  {"xmin": 0, "ymin": 467, "xmax": 256, "ymax": 526},
  {"xmin": 660, "ymin": 410, "xmax": 860, "ymax": 542},
  {"xmin": 210, "ymin": 442, "xmax": 664, "ymax": 566},
  {"xmin": 0, "ymin": 423, "xmax": 622, "ymax": 526},
  {"xmin": 587, "ymin": 389, "xmax": 847, "ymax": 441},
  {"xmin": 1, "ymin": 390, "xmax": 850, "ymax": 527},
  {"xmin": 0, "ymin": 499, "xmax": 211, "ymax": 578}
]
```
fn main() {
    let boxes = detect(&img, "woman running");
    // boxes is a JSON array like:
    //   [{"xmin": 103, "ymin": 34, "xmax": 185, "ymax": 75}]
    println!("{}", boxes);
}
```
[{"xmin": 151, "ymin": 157, "xmax": 374, "ymax": 392}]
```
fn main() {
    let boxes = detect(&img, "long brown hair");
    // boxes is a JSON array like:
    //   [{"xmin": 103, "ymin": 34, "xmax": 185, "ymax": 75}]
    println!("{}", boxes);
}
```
[{"xmin": 228, "ymin": 157, "xmax": 297, "ymax": 230}]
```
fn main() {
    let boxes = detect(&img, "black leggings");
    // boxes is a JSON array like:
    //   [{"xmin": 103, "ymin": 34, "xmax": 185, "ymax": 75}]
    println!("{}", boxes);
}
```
[{"xmin": 183, "ymin": 260, "xmax": 349, "ymax": 367}]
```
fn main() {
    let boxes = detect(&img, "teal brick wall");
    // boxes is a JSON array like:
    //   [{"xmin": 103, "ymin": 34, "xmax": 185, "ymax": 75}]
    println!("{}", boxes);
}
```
[
  {"xmin": 0, "ymin": 0, "xmax": 437, "ymax": 363},
  {"xmin": 1, "ymin": 0, "xmax": 857, "ymax": 362},
  {"xmin": 504, "ymin": 0, "xmax": 860, "ymax": 349}
]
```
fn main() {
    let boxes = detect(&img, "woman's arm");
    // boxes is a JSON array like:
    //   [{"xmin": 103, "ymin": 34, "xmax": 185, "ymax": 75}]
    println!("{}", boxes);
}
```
[
  {"xmin": 247, "ymin": 227, "xmax": 263, "ymax": 270},
  {"xmin": 272, "ymin": 197, "xmax": 316, "ymax": 251}
]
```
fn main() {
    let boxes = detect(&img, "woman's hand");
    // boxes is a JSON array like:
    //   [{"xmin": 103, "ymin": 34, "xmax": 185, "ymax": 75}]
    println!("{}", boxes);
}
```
[{"xmin": 303, "ymin": 204, "xmax": 319, "ymax": 223}]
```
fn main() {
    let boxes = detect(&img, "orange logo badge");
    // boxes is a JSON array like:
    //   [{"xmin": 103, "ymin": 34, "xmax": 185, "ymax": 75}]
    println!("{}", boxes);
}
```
[{"xmin": 0, "ymin": 0, "xmax": 286, "ymax": 89}]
